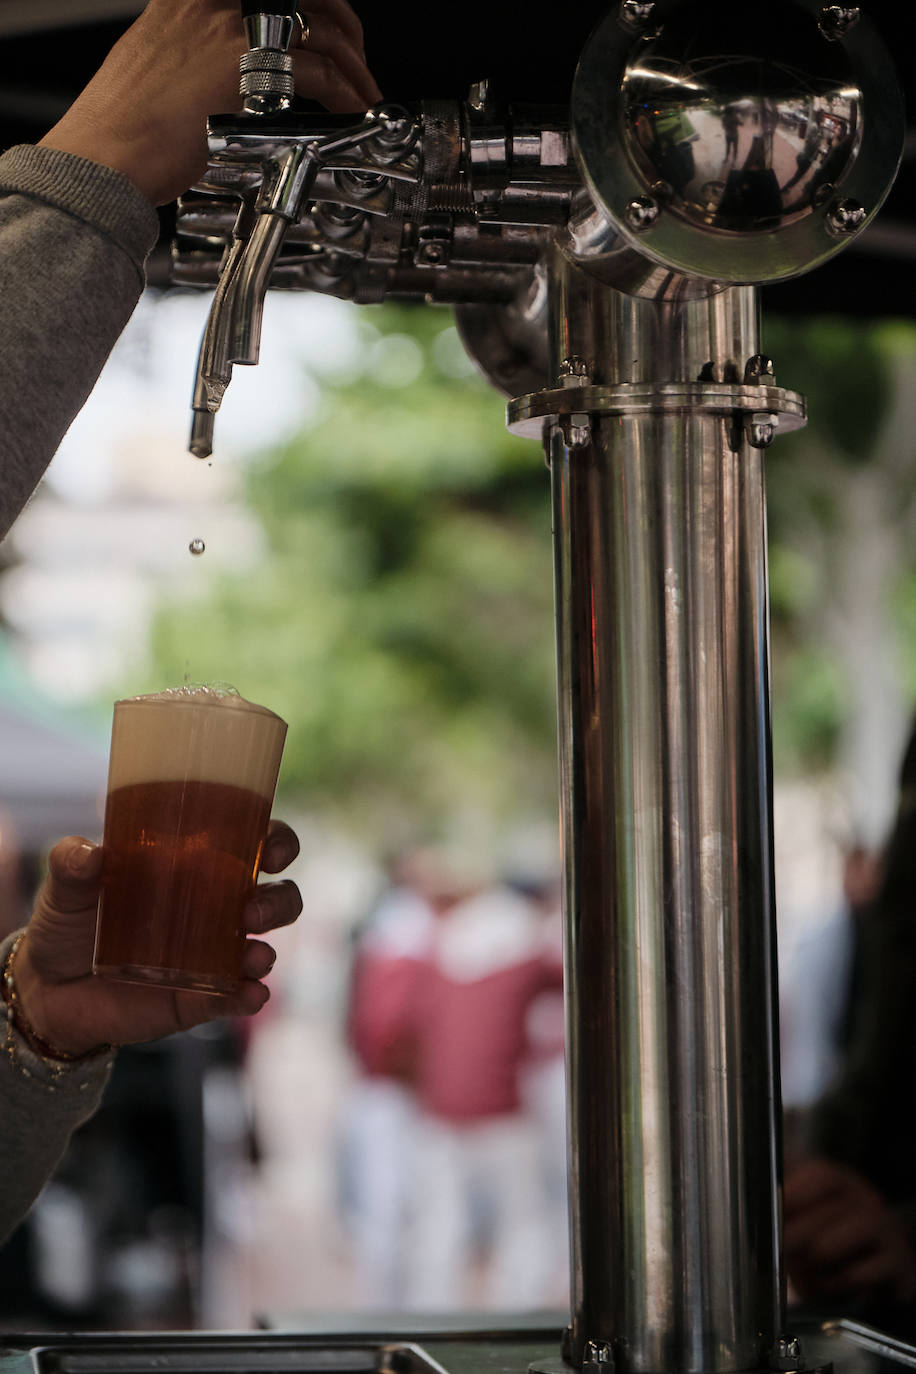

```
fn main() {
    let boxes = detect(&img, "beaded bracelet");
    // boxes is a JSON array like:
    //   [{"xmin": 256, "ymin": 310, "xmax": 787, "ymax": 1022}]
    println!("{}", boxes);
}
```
[{"xmin": 2, "ymin": 931, "xmax": 112, "ymax": 1071}]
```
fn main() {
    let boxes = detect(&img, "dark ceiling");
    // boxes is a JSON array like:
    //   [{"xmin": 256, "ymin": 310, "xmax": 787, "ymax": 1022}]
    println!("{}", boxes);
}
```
[{"xmin": 0, "ymin": 1, "xmax": 914, "ymax": 317}]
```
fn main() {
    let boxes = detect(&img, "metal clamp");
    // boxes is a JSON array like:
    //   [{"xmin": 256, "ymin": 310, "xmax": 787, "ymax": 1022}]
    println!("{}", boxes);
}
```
[{"xmin": 506, "ymin": 380, "xmax": 807, "ymax": 442}]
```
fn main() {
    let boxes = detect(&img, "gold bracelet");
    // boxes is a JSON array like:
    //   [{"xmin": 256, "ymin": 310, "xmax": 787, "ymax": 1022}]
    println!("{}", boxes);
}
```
[{"xmin": 2, "ymin": 931, "xmax": 112, "ymax": 1070}]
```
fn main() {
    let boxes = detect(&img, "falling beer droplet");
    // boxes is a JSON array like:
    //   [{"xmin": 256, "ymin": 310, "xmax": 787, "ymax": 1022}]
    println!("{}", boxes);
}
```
[{"xmin": 189, "ymin": 538, "xmax": 206, "ymax": 556}]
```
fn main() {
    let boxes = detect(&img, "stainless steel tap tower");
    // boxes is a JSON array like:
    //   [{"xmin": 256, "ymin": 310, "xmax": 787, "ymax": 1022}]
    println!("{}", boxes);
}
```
[{"xmin": 177, "ymin": 3, "xmax": 904, "ymax": 1370}]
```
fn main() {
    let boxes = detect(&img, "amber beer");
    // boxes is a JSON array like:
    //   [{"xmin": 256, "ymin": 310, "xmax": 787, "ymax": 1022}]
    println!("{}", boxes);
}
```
[{"xmin": 93, "ymin": 688, "xmax": 287, "ymax": 994}]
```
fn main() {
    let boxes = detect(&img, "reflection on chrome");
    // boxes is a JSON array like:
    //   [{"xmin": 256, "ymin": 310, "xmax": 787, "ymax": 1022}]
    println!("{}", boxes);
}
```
[{"xmin": 622, "ymin": 51, "xmax": 862, "ymax": 233}]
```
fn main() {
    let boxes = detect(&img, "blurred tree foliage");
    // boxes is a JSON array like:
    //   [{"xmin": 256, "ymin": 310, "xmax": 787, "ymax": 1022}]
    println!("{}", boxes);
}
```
[
  {"xmin": 762, "ymin": 314, "xmax": 916, "ymax": 806},
  {"xmin": 148, "ymin": 306, "xmax": 559, "ymax": 841}
]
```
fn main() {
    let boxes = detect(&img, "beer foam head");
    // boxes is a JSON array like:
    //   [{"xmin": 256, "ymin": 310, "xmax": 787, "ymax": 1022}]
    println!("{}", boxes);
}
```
[{"xmin": 107, "ymin": 687, "xmax": 287, "ymax": 799}]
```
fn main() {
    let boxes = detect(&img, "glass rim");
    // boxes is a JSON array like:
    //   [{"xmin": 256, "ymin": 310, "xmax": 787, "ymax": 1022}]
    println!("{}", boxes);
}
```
[{"xmin": 114, "ymin": 689, "xmax": 285, "ymax": 726}]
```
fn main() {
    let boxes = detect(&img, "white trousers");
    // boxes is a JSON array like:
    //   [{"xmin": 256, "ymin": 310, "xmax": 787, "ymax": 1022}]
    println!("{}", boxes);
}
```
[
  {"xmin": 343, "ymin": 1078, "xmax": 418, "ymax": 1309},
  {"xmin": 405, "ymin": 1112, "xmax": 559, "ymax": 1311}
]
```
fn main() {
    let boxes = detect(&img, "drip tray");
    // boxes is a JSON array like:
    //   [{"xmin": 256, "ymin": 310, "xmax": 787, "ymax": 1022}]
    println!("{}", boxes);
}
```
[{"xmin": 31, "ymin": 1339, "xmax": 442, "ymax": 1374}]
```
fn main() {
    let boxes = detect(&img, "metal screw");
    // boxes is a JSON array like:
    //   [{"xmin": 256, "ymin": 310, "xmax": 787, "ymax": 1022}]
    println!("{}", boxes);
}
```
[
  {"xmin": 818, "ymin": 5, "xmax": 861, "ymax": 39},
  {"xmin": 746, "ymin": 413, "xmax": 777, "ymax": 449},
  {"xmin": 827, "ymin": 197, "xmax": 867, "ymax": 236},
  {"xmin": 559, "ymin": 355, "xmax": 591, "ymax": 386},
  {"xmin": 771, "ymin": 1336, "xmax": 804, "ymax": 1371},
  {"xmin": 649, "ymin": 178, "xmax": 674, "ymax": 204},
  {"xmin": 625, "ymin": 195, "xmax": 661, "ymax": 231},
  {"xmin": 336, "ymin": 168, "xmax": 388, "ymax": 199},
  {"xmin": 416, "ymin": 241, "xmax": 446, "ymax": 266},
  {"xmin": 619, "ymin": 0, "xmax": 657, "ymax": 32},
  {"xmin": 373, "ymin": 102, "xmax": 413, "ymax": 145},
  {"xmin": 468, "ymin": 78, "xmax": 490, "ymax": 113},
  {"xmin": 744, "ymin": 354, "xmax": 776, "ymax": 383}
]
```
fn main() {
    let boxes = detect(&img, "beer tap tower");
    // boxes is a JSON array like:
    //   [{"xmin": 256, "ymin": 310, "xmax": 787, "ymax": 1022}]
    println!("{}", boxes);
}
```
[{"xmin": 175, "ymin": 2, "xmax": 904, "ymax": 1371}]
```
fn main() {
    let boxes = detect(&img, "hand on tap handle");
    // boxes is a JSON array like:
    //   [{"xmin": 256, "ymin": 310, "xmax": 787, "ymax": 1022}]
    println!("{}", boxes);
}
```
[{"xmin": 37, "ymin": 0, "xmax": 381, "ymax": 207}]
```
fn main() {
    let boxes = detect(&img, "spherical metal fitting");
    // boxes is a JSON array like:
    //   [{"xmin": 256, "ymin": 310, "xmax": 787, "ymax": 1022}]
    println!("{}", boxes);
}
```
[
  {"xmin": 818, "ymin": 5, "xmax": 861, "ymax": 39},
  {"xmin": 827, "ymin": 196, "xmax": 867, "ymax": 234},
  {"xmin": 570, "ymin": 0, "xmax": 903, "ymax": 284},
  {"xmin": 625, "ymin": 195, "xmax": 661, "ymax": 231}
]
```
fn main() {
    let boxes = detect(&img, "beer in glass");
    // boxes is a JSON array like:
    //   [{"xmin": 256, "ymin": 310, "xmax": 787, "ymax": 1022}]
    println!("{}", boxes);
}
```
[{"xmin": 93, "ymin": 687, "xmax": 287, "ymax": 994}]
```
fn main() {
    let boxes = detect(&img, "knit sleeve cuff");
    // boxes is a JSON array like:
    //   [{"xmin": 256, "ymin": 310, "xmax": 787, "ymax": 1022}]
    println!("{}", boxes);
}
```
[
  {"xmin": 0, "ymin": 931, "xmax": 116, "ymax": 1096},
  {"xmin": 0, "ymin": 143, "xmax": 160, "ymax": 277}
]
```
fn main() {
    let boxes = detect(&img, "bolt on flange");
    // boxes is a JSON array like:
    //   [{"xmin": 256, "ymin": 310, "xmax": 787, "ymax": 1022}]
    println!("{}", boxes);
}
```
[
  {"xmin": 827, "ymin": 197, "xmax": 867, "ymax": 236},
  {"xmin": 619, "ymin": 0, "xmax": 658, "ymax": 33},
  {"xmin": 744, "ymin": 354, "xmax": 776, "ymax": 383},
  {"xmin": 746, "ymin": 413, "xmax": 778, "ymax": 448},
  {"xmin": 771, "ymin": 1335, "xmax": 804, "ymax": 1371},
  {"xmin": 561, "ymin": 413, "xmax": 593, "ymax": 448},
  {"xmin": 818, "ymin": 5, "xmax": 861, "ymax": 39},
  {"xmin": 582, "ymin": 1341, "xmax": 614, "ymax": 1374},
  {"xmin": 559, "ymin": 355, "xmax": 592, "ymax": 386},
  {"xmin": 625, "ymin": 195, "xmax": 661, "ymax": 231}
]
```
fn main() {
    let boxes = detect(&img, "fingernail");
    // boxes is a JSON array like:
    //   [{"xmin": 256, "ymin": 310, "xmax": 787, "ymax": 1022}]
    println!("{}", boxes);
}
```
[{"xmin": 67, "ymin": 839, "xmax": 99, "ymax": 875}]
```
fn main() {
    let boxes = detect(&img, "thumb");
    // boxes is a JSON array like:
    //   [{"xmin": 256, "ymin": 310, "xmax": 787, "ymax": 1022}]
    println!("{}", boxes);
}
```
[
  {"xmin": 38, "ymin": 837, "xmax": 104, "ymax": 918},
  {"xmin": 24, "ymin": 837, "xmax": 104, "ymax": 986}
]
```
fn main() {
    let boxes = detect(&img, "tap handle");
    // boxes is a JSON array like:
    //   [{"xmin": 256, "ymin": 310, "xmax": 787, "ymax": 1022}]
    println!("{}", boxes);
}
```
[
  {"xmin": 240, "ymin": 0, "xmax": 298, "ymax": 53},
  {"xmin": 239, "ymin": 0, "xmax": 299, "ymax": 109}
]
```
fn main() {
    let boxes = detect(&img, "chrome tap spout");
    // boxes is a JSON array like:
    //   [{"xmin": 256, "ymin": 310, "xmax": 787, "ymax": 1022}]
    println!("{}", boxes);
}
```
[
  {"xmin": 188, "ymin": 202, "xmax": 256, "ymax": 456},
  {"xmin": 187, "ymin": 106, "xmax": 418, "ymax": 455}
]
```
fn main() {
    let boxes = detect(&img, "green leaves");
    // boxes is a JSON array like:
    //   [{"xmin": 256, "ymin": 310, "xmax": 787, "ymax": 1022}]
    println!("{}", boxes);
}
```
[
  {"xmin": 144, "ymin": 306, "xmax": 558, "ymax": 841},
  {"xmin": 763, "ymin": 316, "xmax": 894, "ymax": 465}
]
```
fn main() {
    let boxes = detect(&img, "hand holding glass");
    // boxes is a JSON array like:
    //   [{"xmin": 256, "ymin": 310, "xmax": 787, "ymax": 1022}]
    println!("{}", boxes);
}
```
[{"xmin": 93, "ymin": 688, "xmax": 287, "ymax": 995}]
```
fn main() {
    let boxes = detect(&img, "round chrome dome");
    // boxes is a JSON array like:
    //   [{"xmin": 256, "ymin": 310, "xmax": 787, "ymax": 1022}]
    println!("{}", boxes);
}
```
[{"xmin": 570, "ymin": 0, "xmax": 903, "ymax": 284}]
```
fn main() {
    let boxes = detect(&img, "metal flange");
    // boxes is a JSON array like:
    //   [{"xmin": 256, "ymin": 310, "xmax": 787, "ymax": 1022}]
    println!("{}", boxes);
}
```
[{"xmin": 506, "ymin": 380, "xmax": 807, "ymax": 440}]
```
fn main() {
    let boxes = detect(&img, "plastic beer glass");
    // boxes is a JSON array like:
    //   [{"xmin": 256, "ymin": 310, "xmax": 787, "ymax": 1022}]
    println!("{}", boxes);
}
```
[{"xmin": 93, "ymin": 687, "xmax": 287, "ymax": 994}]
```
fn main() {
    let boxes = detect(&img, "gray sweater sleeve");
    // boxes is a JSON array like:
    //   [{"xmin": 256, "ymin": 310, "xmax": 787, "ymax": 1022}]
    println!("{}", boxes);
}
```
[
  {"xmin": 0, "ymin": 144, "xmax": 160, "ymax": 542},
  {"xmin": 0, "ymin": 932, "xmax": 115, "ymax": 1247}
]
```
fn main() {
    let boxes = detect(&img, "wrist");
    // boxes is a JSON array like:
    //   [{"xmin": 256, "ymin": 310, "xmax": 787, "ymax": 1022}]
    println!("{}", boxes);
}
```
[
  {"xmin": 38, "ymin": 116, "xmax": 202, "ymax": 208},
  {"xmin": 38, "ymin": 125, "xmax": 159, "ymax": 207},
  {"xmin": 2, "ymin": 933, "xmax": 110, "ymax": 1062}
]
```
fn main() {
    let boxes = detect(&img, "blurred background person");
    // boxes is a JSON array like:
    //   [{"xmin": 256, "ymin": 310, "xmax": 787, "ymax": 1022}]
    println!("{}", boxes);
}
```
[
  {"xmin": 784, "ymin": 717, "xmax": 916, "ymax": 1313},
  {"xmin": 513, "ymin": 866, "xmax": 567, "ymax": 1308},
  {"xmin": 339, "ymin": 850, "xmax": 435, "ymax": 1309},
  {"xmin": 368, "ymin": 847, "xmax": 565, "ymax": 1311},
  {"xmin": 780, "ymin": 837, "xmax": 882, "ymax": 1114}
]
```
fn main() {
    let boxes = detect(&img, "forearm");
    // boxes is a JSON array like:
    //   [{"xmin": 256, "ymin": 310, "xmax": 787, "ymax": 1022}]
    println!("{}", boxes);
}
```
[
  {"xmin": 0, "ymin": 145, "xmax": 159, "ymax": 543},
  {"xmin": 0, "ymin": 932, "xmax": 115, "ymax": 1247}
]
